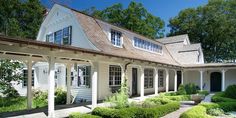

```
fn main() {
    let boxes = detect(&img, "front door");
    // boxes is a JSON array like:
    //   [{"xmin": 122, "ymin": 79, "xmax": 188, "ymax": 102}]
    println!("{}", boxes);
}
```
[
  {"xmin": 132, "ymin": 68, "xmax": 138, "ymax": 96},
  {"xmin": 210, "ymin": 72, "xmax": 222, "ymax": 92}
]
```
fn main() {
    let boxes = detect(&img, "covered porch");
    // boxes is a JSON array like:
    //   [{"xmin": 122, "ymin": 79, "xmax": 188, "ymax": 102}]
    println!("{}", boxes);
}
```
[{"xmin": 0, "ymin": 35, "xmax": 182, "ymax": 117}]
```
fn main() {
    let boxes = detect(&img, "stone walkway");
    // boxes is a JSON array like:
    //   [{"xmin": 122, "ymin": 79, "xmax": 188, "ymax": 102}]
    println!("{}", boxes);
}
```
[
  {"xmin": 202, "ymin": 93, "xmax": 215, "ymax": 103},
  {"xmin": 161, "ymin": 101, "xmax": 195, "ymax": 118}
]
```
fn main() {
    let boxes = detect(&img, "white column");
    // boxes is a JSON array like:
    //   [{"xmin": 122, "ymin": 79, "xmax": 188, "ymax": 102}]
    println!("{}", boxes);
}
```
[
  {"xmin": 140, "ymin": 67, "xmax": 144, "ymax": 98},
  {"xmin": 27, "ymin": 60, "xmax": 32, "ymax": 109},
  {"xmin": 48, "ymin": 57, "xmax": 55, "ymax": 118},
  {"xmin": 200, "ymin": 70, "xmax": 204, "ymax": 91},
  {"xmin": 181, "ymin": 70, "xmax": 184, "ymax": 85},
  {"xmin": 91, "ymin": 62, "xmax": 98, "ymax": 109},
  {"xmin": 154, "ymin": 68, "xmax": 159, "ymax": 95},
  {"xmin": 121, "ymin": 64, "xmax": 126, "ymax": 84},
  {"xmin": 165, "ymin": 69, "xmax": 169, "ymax": 92},
  {"xmin": 221, "ymin": 69, "xmax": 226, "ymax": 91},
  {"xmin": 174, "ymin": 70, "xmax": 177, "ymax": 92},
  {"xmin": 66, "ymin": 63, "xmax": 72, "ymax": 104}
]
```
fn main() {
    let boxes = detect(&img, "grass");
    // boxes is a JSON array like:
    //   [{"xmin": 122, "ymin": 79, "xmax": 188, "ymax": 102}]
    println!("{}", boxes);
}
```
[{"xmin": 0, "ymin": 97, "xmax": 47, "ymax": 113}]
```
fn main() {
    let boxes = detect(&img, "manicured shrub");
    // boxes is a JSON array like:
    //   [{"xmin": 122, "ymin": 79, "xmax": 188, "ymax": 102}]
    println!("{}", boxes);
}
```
[
  {"xmin": 180, "ymin": 106, "xmax": 212, "ymax": 118},
  {"xmin": 207, "ymin": 108, "xmax": 224, "ymax": 116},
  {"xmin": 163, "ymin": 92, "xmax": 177, "ymax": 96},
  {"xmin": 142, "ymin": 100, "xmax": 158, "ymax": 108},
  {"xmin": 199, "ymin": 102, "xmax": 219, "ymax": 110},
  {"xmin": 177, "ymin": 84, "xmax": 187, "ymax": 95},
  {"xmin": 224, "ymin": 85, "xmax": 236, "ymax": 99},
  {"xmin": 217, "ymin": 102, "xmax": 236, "ymax": 112},
  {"xmin": 163, "ymin": 95, "xmax": 191, "ymax": 101},
  {"xmin": 197, "ymin": 90, "xmax": 209, "ymax": 96},
  {"xmin": 69, "ymin": 112, "xmax": 101, "ymax": 118},
  {"xmin": 147, "ymin": 97, "xmax": 172, "ymax": 105},
  {"xmin": 33, "ymin": 89, "xmax": 48, "ymax": 108},
  {"xmin": 185, "ymin": 83, "xmax": 197, "ymax": 95},
  {"xmin": 92, "ymin": 102, "xmax": 180, "ymax": 118},
  {"xmin": 211, "ymin": 92, "xmax": 236, "ymax": 103}
]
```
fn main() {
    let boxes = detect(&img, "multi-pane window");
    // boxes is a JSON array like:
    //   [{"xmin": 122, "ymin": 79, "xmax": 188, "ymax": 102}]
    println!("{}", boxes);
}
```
[
  {"xmin": 109, "ymin": 65, "xmax": 122, "ymax": 86},
  {"xmin": 78, "ymin": 66, "xmax": 91, "ymax": 87},
  {"xmin": 46, "ymin": 33, "xmax": 54, "ymax": 43},
  {"xmin": 54, "ymin": 30, "xmax": 63, "ymax": 45},
  {"xmin": 23, "ymin": 69, "xmax": 34, "ymax": 87},
  {"xmin": 46, "ymin": 26, "xmax": 72, "ymax": 45},
  {"xmin": 111, "ymin": 30, "xmax": 122, "ymax": 47},
  {"xmin": 144, "ymin": 69, "xmax": 154, "ymax": 88},
  {"xmin": 158, "ymin": 70, "xmax": 164, "ymax": 87},
  {"xmin": 133, "ymin": 37, "xmax": 162, "ymax": 53}
]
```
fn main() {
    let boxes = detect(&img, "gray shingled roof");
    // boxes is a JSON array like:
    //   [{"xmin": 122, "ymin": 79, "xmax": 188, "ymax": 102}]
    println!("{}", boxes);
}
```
[
  {"xmin": 179, "ymin": 43, "xmax": 201, "ymax": 52},
  {"xmin": 157, "ymin": 34, "xmax": 189, "ymax": 44}
]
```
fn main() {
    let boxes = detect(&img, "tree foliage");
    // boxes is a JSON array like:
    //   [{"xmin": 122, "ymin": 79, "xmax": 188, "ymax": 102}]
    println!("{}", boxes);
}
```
[
  {"xmin": 168, "ymin": 0, "xmax": 236, "ymax": 62},
  {"xmin": 83, "ymin": 1, "xmax": 165, "ymax": 39},
  {"xmin": 0, "ymin": 60, "xmax": 23, "ymax": 97},
  {"xmin": 0, "ymin": 0, "xmax": 45, "ymax": 39}
]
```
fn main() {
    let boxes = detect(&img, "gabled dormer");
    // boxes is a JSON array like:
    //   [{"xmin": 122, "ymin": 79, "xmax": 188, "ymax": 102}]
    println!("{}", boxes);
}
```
[{"xmin": 37, "ymin": 4, "xmax": 98, "ymax": 50}]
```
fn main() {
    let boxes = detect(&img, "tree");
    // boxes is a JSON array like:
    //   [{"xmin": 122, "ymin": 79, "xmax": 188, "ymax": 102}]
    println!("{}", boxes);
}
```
[
  {"xmin": 168, "ymin": 0, "xmax": 236, "ymax": 62},
  {"xmin": 0, "ymin": 0, "xmax": 45, "ymax": 39},
  {"xmin": 0, "ymin": 60, "xmax": 23, "ymax": 97},
  {"xmin": 83, "ymin": 1, "xmax": 165, "ymax": 39}
]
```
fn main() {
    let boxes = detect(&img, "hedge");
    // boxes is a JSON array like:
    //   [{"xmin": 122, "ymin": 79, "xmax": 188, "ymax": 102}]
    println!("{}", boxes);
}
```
[
  {"xmin": 162, "ymin": 95, "xmax": 191, "ymax": 101},
  {"xmin": 69, "ymin": 112, "xmax": 101, "ymax": 118},
  {"xmin": 92, "ymin": 102, "xmax": 180, "ymax": 118},
  {"xmin": 211, "ymin": 92, "xmax": 236, "ymax": 103},
  {"xmin": 180, "ymin": 106, "xmax": 213, "ymax": 118}
]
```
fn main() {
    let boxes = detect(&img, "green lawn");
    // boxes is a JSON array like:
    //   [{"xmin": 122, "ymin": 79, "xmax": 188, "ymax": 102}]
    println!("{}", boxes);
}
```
[{"xmin": 0, "ymin": 97, "xmax": 47, "ymax": 113}]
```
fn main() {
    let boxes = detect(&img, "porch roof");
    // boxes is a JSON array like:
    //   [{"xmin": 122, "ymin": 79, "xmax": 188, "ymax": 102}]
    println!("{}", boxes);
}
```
[
  {"xmin": 183, "ymin": 63, "xmax": 236, "ymax": 69},
  {"xmin": 0, "ymin": 35, "xmax": 181, "ymax": 68}
]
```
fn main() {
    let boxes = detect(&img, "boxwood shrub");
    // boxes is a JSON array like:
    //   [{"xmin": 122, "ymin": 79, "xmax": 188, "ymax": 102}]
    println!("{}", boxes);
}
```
[
  {"xmin": 224, "ymin": 85, "xmax": 236, "ymax": 99},
  {"xmin": 180, "ymin": 106, "xmax": 213, "ymax": 118},
  {"xmin": 211, "ymin": 92, "xmax": 236, "ymax": 103},
  {"xmin": 92, "ymin": 102, "xmax": 180, "ymax": 118},
  {"xmin": 69, "ymin": 112, "xmax": 101, "ymax": 118}
]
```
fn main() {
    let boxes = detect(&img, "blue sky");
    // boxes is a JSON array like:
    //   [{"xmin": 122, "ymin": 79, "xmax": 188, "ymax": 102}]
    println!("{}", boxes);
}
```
[{"xmin": 40, "ymin": 0, "xmax": 208, "ymax": 34}]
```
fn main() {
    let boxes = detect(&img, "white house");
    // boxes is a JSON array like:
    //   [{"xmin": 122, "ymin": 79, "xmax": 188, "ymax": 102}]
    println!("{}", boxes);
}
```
[{"xmin": 1, "ymin": 4, "xmax": 236, "ymax": 117}]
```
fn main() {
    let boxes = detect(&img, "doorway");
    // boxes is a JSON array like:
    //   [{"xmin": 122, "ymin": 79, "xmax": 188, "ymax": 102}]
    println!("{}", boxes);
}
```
[
  {"xmin": 177, "ymin": 71, "xmax": 182, "ymax": 89},
  {"xmin": 132, "ymin": 68, "xmax": 138, "ymax": 96},
  {"xmin": 210, "ymin": 72, "xmax": 222, "ymax": 92}
]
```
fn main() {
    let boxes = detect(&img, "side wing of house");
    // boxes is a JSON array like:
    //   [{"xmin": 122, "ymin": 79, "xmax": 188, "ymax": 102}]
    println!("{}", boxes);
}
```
[{"xmin": 158, "ymin": 35, "xmax": 204, "ymax": 65}]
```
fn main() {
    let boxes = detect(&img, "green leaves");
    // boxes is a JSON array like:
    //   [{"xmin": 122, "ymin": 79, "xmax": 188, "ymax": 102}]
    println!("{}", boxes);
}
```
[
  {"xmin": 168, "ymin": 0, "xmax": 236, "ymax": 62},
  {"xmin": 83, "ymin": 1, "xmax": 165, "ymax": 39},
  {"xmin": 0, "ymin": 0, "xmax": 44, "ymax": 39}
]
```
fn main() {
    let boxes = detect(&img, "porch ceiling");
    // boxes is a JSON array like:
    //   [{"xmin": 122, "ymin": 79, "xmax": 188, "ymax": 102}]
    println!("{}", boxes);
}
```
[{"xmin": 183, "ymin": 63, "xmax": 236, "ymax": 70}]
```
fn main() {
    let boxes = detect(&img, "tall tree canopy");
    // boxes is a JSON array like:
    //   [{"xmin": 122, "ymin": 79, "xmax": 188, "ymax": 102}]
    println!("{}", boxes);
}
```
[
  {"xmin": 168, "ymin": 0, "xmax": 236, "ymax": 62},
  {"xmin": 83, "ymin": 1, "xmax": 165, "ymax": 39},
  {"xmin": 0, "ymin": 0, "xmax": 45, "ymax": 39}
]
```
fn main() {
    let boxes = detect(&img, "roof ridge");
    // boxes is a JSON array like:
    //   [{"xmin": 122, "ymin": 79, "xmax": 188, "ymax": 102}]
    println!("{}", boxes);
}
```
[{"xmin": 55, "ymin": 3, "xmax": 164, "ymax": 45}]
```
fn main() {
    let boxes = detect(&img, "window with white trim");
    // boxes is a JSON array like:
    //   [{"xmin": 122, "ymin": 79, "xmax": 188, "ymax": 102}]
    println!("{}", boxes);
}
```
[
  {"xmin": 111, "ymin": 29, "xmax": 122, "ymax": 47},
  {"xmin": 23, "ymin": 69, "xmax": 34, "ymax": 87},
  {"xmin": 158, "ymin": 70, "xmax": 164, "ymax": 87},
  {"xmin": 78, "ymin": 66, "xmax": 91, "ymax": 88},
  {"xmin": 46, "ymin": 26, "xmax": 72, "ymax": 45},
  {"xmin": 133, "ymin": 37, "xmax": 162, "ymax": 53},
  {"xmin": 144, "ymin": 68, "xmax": 154, "ymax": 88},
  {"xmin": 109, "ymin": 65, "xmax": 121, "ymax": 86}
]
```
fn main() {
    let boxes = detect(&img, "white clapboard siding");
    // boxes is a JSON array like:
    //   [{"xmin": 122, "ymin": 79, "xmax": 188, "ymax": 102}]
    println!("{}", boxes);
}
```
[{"xmin": 71, "ymin": 87, "xmax": 92, "ymax": 103}]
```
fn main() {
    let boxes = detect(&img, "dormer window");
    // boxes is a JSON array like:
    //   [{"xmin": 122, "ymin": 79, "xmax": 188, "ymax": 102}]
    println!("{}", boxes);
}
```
[
  {"xmin": 133, "ymin": 37, "xmax": 162, "ymax": 54},
  {"xmin": 46, "ymin": 26, "xmax": 72, "ymax": 45},
  {"xmin": 111, "ymin": 29, "xmax": 122, "ymax": 47}
]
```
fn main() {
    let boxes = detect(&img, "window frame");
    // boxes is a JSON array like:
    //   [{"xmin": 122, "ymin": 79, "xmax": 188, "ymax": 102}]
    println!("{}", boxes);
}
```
[
  {"xmin": 144, "ymin": 68, "xmax": 154, "ymax": 89},
  {"xmin": 110, "ymin": 29, "xmax": 123, "ymax": 48},
  {"xmin": 109, "ymin": 65, "xmax": 122, "ymax": 87},
  {"xmin": 158, "ymin": 70, "xmax": 164, "ymax": 87},
  {"xmin": 46, "ymin": 26, "xmax": 72, "ymax": 45},
  {"xmin": 78, "ymin": 66, "xmax": 91, "ymax": 88},
  {"xmin": 133, "ymin": 37, "xmax": 163, "ymax": 54}
]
